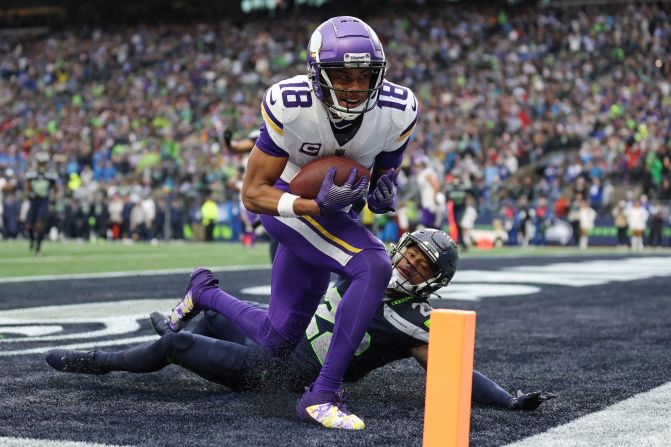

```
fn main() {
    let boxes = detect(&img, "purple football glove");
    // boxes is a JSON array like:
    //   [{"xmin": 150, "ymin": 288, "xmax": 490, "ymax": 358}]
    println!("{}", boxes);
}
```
[
  {"xmin": 367, "ymin": 168, "xmax": 398, "ymax": 214},
  {"xmin": 315, "ymin": 167, "xmax": 369, "ymax": 215}
]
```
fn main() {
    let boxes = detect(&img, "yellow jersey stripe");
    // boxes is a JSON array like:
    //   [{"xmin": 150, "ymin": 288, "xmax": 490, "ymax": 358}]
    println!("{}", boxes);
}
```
[
  {"xmin": 395, "ymin": 123, "xmax": 416, "ymax": 143},
  {"xmin": 303, "ymin": 216, "xmax": 363, "ymax": 254},
  {"xmin": 261, "ymin": 104, "xmax": 284, "ymax": 136}
]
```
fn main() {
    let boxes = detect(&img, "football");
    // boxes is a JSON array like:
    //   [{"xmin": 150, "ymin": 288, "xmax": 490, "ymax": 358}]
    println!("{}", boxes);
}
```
[{"xmin": 289, "ymin": 156, "xmax": 371, "ymax": 199}]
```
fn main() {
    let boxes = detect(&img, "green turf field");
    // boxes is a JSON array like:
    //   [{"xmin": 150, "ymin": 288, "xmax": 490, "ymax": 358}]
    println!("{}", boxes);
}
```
[
  {"xmin": 0, "ymin": 240, "xmax": 272, "ymax": 277},
  {"xmin": 1, "ymin": 239, "xmax": 662, "ymax": 278}
]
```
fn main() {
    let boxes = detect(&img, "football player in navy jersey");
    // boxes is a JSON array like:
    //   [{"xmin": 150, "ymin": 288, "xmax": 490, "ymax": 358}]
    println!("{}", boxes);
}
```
[
  {"xmin": 46, "ymin": 229, "xmax": 556, "ymax": 426},
  {"xmin": 166, "ymin": 16, "xmax": 418, "ymax": 428},
  {"xmin": 24, "ymin": 151, "xmax": 58, "ymax": 254}
]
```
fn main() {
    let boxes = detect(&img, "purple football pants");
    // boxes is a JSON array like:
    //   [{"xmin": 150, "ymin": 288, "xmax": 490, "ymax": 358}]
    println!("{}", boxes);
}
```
[
  {"xmin": 421, "ymin": 207, "xmax": 438, "ymax": 227},
  {"xmin": 197, "ymin": 211, "xmax": 391, "ymax": 394}
]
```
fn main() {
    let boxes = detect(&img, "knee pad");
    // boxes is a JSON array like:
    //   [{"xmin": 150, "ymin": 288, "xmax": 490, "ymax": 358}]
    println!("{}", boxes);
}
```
[
  {"xmin": 167, "ymin": 331, "xmax": 196, "ymax": 352},
  {"xmin": 348, "ymin": 248, "xmax": 393, "ymax": 282}
]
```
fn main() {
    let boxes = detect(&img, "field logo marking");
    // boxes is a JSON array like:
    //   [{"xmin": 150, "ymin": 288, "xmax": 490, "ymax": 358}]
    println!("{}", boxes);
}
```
[{"xmin": 0, "ymin": 298, "xmax": 175, "ymax": 357}]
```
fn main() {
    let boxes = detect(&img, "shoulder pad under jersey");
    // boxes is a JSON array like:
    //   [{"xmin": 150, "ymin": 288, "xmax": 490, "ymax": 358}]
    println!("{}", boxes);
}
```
[
  {"xmin": 379, "ymin": 80, "xmax": 419, "ymax": 148},
  {"xmin": 262, "ymin": 75, "xmax": 311, "ymax": 133}
]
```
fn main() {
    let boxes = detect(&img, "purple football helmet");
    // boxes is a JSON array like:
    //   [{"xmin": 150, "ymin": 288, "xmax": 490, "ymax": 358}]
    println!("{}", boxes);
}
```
[{"xmin": 307, "ymin": 16, "xmax": 387, "ymax": 120}]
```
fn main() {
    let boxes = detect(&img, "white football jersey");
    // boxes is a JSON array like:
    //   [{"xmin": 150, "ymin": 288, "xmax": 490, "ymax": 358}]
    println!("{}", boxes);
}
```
[
  {"xmin": 260, "ymin": 75, "xmax": 418, "ymax": 183},
  {"xmin": 417, "ymin": 166, "xmax": 439, "ymax": 211}
]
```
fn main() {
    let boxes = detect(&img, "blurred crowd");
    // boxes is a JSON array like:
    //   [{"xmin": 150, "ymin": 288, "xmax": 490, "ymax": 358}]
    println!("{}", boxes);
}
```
[{"xmin": 1, "ymin": 2, "xmax": 670, "ymax": 247}]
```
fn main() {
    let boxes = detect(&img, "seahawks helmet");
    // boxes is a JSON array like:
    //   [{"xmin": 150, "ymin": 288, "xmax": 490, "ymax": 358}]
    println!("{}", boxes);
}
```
[
  {"xmin": 35, "ymin": 151, "xmax": 49, "ymax": 163},
  {"xmin": 388, "ymin": 229, "xmax": 459, "ymax": 298},
  {"xmin": 35, "ymin": 151, "xmax": 49, "ymax": 170},
  {"xmin": 307, "ymin": 16, "xmax": 387, "ymax": 121}
]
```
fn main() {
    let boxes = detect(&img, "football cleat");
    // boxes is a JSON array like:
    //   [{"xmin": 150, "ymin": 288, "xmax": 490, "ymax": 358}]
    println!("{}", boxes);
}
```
[
  {"xmin": 169, "ymin": 267, "xmax": 219, "ymax": 332},
  {"xmin": 169, "ymin": 290, "xmax": 197, "ymax": 332},
  {"xmin": 45, "ymin": 349, "xmax": 111, "ymax": 375},
  {"xmin": 149, "ymin": 311, "xmax": 170, "ymax": 336},
  {"xmin": 296, "ymin": 386, "xmax": 365, "ymax": 430},
  {"xmin": 509, "ymin": 390, "xmax": 558, "ymax": 411}
]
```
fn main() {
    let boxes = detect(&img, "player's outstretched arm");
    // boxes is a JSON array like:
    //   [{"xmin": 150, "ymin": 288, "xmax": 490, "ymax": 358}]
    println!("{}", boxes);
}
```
[
  {"xmin": 242, "ymin": 147, "xmax": 321, "ymax": 216},
  {"xmin": 508, "ymin": 390, "xmax": 558, "ymax": 411},
  {"xmin": 410, "ymin": 345, "xmax": 556, "ymax": 411}
]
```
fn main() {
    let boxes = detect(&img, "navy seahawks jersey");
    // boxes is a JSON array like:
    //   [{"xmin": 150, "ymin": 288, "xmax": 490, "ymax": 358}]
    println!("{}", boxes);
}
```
[
  {"xmin": 289, "ymin": 277, "xmax": 432, "ymax": 382},
  {"xmin": 25, "ymin": 170, "xmax": 57, "ymax": 199}
]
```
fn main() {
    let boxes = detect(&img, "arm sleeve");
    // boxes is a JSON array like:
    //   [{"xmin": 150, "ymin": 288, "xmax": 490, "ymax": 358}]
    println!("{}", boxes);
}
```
[
  {"xmin": 257, "ymin": 86, "xmax": 288, "ymax": 157},
  {"xmin": 472, "ymin": 370, "xmax": 514, "ymax": 408},
  {"xmin": 255, "ymin": 122, "xmax": 288, "ymax": 157}
]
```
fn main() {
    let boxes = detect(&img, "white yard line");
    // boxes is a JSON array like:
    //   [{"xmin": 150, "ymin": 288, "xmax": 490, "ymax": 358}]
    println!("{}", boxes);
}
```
[
  {"xmin": 0, "ymin": 265, "xmax": 271, "ymax": 284},
  {"xmin": 0, "ymin": 335, "xmax": 159, "ymax": 356},
  {"xmin": 505, "ymin": 382, "xmax": 671, "ymax": 447},
  {"xmin": 0, "ymin": 253, "xmax": 171, "ymax": 264},
  {"xmin": 0, "ymin": 437, "xmax": 130, "ymax": 447}
]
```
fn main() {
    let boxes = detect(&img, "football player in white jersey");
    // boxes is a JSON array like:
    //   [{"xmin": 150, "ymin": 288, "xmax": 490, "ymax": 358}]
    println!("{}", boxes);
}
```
[{"xmin": 168, "ymin": 16, "xmax": 419, "ymax": 429}]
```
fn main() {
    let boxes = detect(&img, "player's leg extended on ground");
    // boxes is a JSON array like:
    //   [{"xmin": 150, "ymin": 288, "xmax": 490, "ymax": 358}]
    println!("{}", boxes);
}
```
[
  {"xmin": 95, "ymin": 332, "xmax": 255, "ymax": 385},
  {"xmin": 192, "ymin": 311, "xmax": 249, "ymax": 345}
]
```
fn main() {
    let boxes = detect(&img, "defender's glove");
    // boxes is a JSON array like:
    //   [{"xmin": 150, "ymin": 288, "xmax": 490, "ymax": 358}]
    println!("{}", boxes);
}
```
[
  {"xmin": 315, "ymin": 167, "xmax": 369, "ymax": 215},
  {"xmin": 508, "ymin": 390, "xmax": 557, "ymax": 411},
  {"xmin": 367, "ymin": 168, "xmax": 398, "ymax": 214}
]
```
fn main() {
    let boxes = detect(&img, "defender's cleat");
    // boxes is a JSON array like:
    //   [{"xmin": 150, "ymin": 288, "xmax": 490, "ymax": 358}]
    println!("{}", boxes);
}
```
[
  {"xmin": 168, "ymin": 267, "xmax": 219, "ymax": 332},
  {"xmin": 45, "ymin": 349, "xmax": 111, "ymax": 375},
  {"xmin": 149, "ymin": 311, "xmax": 170, "ymax": 336},
  {"xmin": 296, "ymin": 387, "xmax": 365, "ymax": 430}
]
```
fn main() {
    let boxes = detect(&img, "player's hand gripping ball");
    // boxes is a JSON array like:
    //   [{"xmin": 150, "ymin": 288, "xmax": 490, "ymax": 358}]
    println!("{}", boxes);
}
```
[{"xmin": 290, "ymin": 156, "xmax": 370, "ymax": 197}]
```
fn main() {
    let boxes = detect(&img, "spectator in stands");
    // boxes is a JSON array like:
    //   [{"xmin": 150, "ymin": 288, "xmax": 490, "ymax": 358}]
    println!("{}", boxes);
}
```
[
  {"xmin": 129, "ymin": 199, "xmax": 147, "ymax": 241},
  {"xmin": 415, "ymin": 155, "xmax": 441, "ymax": 229},
  {"xmin": 647, "ymin": 201, "xmax": 665, "ymax": 248},
  {"xmin": 108, "ymin": 194, "xmax": 124, "ymax": 240},
  {"xmin": 567, "ymin": 195, "xmax": 582, "ymax": 247},
  {"xmin": 0, "ymin": 3, "xmax": 669, "ymax": 244},
  {"xmin": 460, "ymin": 195, "xmax": 478, "ymax": 249},
  {"xmin": 612, "ymin": 201, "xmax": 630, "ymax": 249},
  {"xmin": 170, "ymin": 198, "xmax": 185, "ymax": 240},
  {"xmin": 626, "ymin": 198, "xmax": 650, "ymax": 252},
  {"xmin": 578, "ymin": 199, "xmax": 597, "ymax": 250},
  {"xmin": 154, "ymin": 197, "xmax": 167, "ymax": 240},
  {"xmin": 201, "ymin": 195, "xmax": 218, "ymax": 242},
  {"xmin": 516, "ymin": 196, "xmax": 535, "ymax": 249},
  {"xmin": 2, "ymin": 191, "xmax": 19, "ymax": 239}
]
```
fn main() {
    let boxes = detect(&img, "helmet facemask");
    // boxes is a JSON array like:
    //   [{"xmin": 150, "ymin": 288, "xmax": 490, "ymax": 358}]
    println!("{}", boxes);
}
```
[{"xmin": 310, "ymin": 62, "xmax": 386, "ymax": 121}]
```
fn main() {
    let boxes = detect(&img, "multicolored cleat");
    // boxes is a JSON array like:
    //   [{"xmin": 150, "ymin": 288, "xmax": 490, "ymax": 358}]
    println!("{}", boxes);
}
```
[
  {"xmin": 169, "ymin": 290, "xmax": 197, "ymax": 332},
  {"xmin": 296, "ymin": 386, "xmax": 365, "ymax": 430},
  {"xmin": 169, "ymin": 267, "xmax": 219, "ymax": 332}
]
